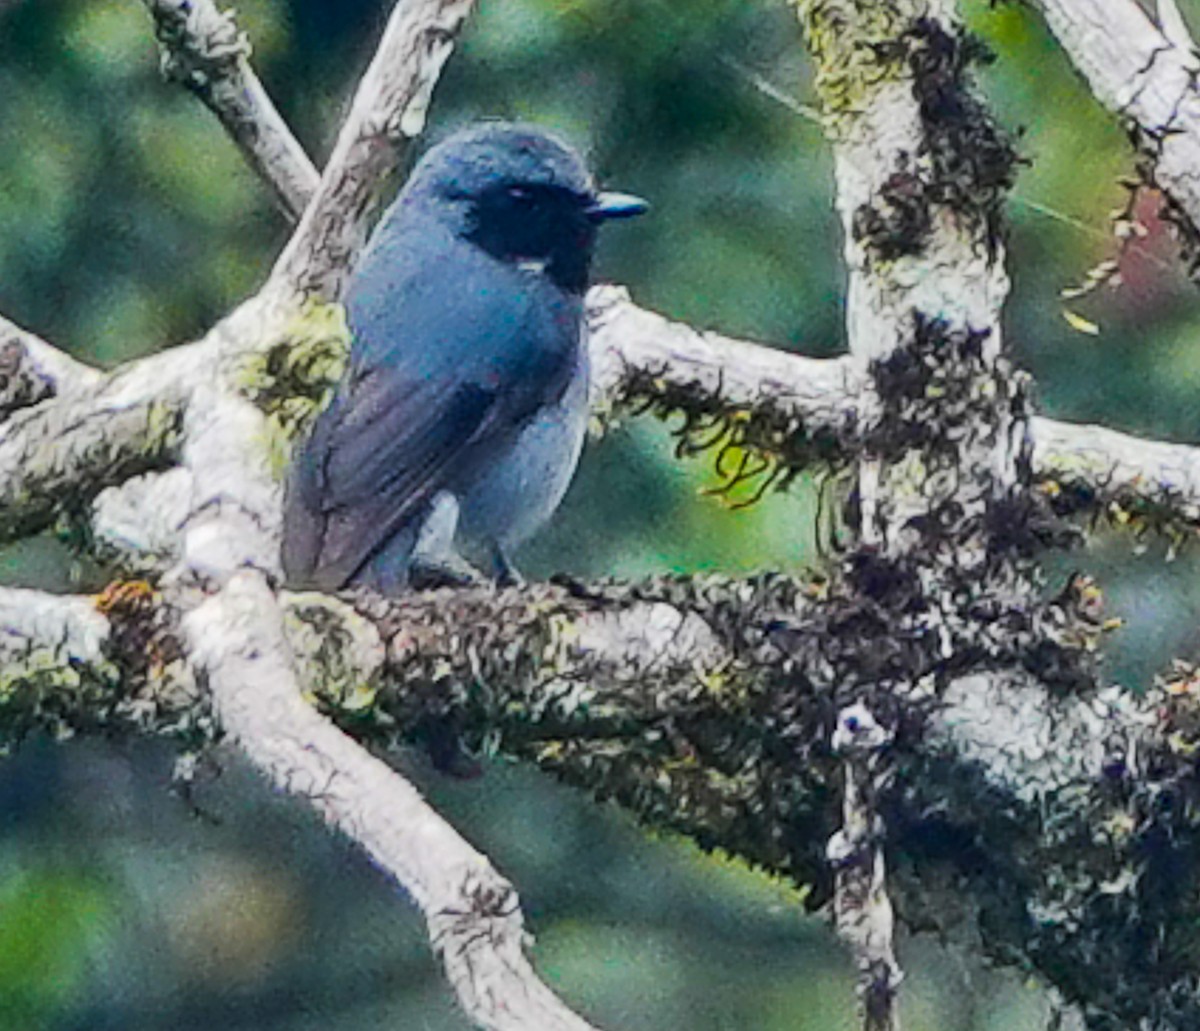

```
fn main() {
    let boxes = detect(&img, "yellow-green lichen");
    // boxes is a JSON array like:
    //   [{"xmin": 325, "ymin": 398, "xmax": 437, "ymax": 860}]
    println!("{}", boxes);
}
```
[
  {"xmin": 232, "ymin": 299, "xmax": 351, "ymax": 480},
  {"xmin": 146, "ymin": 398, "xmax": 184, "ymax": 449},
  {"xmin": 282, "ymin": 591, "xmax": 384, "ymax": 717},
  {"xmin": 792, "ymin": 0, "xmax": 913, "ymax": 120},
  {"xmin": 0, "ymin": 648, "xmax": 120, "ymax": 744}
]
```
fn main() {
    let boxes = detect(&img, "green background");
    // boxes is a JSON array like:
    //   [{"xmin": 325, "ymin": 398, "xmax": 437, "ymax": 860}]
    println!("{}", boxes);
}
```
[{"xmin": 2, "ymin": 0, "xmax": 1198, "ymax": 1027}]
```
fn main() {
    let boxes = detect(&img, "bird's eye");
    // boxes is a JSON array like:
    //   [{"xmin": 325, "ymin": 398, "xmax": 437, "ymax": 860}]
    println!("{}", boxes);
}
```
[{"xmin": 506, "ymin": 185, "xmax": 534, "ymax": 204}]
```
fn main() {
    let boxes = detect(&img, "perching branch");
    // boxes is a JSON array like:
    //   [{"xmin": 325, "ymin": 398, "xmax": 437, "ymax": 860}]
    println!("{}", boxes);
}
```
[
  {"xmin": 187, "ymin": 573, "xmax": 601, "ymax": 1031},
  {"xmin": 113, "ymin": 3, "xmax": 603, "ymax": 1028},
  {"xmin": 1, "ymin": 564, "xmax": 1181, "ymax": 1029}
]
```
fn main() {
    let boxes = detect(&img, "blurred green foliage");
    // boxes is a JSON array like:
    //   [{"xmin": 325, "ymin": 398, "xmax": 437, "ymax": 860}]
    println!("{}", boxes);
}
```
[
  {"xmin": 4, "ymin": 0, "xmax": 1200, "ymax": 1027},
  {"xmin": 0, "ymin": 864, "xmax": 107, "ymax": 1029}
]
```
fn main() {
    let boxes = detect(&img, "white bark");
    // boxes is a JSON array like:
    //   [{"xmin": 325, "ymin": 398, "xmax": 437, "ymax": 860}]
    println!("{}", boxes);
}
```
[
  {"xmin": 1032, "ymin": 414, "xmax": 1200, "ymax": 532},
  {"xmin": 828, "ymin": 704, "xmax": 902, "ymax": 1031},
  {"xmin": 5, "ymin": 294, "xmax": 1199, "ymax": 577},
  {"xmin": 95, "ymin": 3, "xmax": 603, "ymax": 1027},
  {"xmin": 140, "ymin": 0, "xmax": 318, "ymax": 219},
  {"xmin": 187, "ymin": 573, "xmax": 599, "ymax": 1031},
  {"xmin": 586, "ymin": 286, "xmax": 861, "ymax": 431},
  {"xmin": 270, "ymin": 0, "xmax": 479, "ymax": 301},
  {"xmin": 0, "ymin": 588, "xmax": 112, "ymax": 689},
  {"xmin": 1036, "ymin": 0, "xmax": 1200, "ymax": 231},
  {"xmin": 0, "ymin": 313, "xmax": 102, "ymax": 398}
]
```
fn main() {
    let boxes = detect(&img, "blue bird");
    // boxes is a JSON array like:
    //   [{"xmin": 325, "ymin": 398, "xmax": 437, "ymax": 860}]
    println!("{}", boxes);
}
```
[{"xmin": 283, "ymin": 122, "xmax": 647, "ymax": 592}]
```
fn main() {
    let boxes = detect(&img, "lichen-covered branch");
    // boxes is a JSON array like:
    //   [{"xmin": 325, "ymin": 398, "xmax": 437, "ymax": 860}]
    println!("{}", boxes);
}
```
[
  {"xmin": 0, "ymin": 297, "xmax": 324, "ymax": 551},
  {"xmin": 187, "ymin": 573, "xmax": 600, "ymax": 1031},
  {"xmin": 1035, "ymin": 0, "xmax": 1200, "ymax": 270},
  {"xmin": 827, "ymin": 704, "xmax": 901, "ymax": 1031},
  {"xmin": 145, "ymin": 0, "xmax": 478, "ymax": 301},
  {"xmin": 8, "ymin": 563, "xmax": 1199, "ymax": 1028},
  {"xmin": 0, "ymin": 581, "xmax": 204, "ymax": 746},
  {"xmin": 317, "ymin": 571, "xmax": 1200, "ymax": 1031},
  {"xmin": 587, "ymin": 286, "xmax": 860, "ymax": 477},
  {"xmin": 4, "ymin": 0, "xmax": 1200, "ymax": 1027},
  {"xmin": 0, "ymin": 377, "xmax": 185, "ymax": 543},
  {"xmin": 587, "ymin": 287, "xmax": 856, "ymax": 420},
  {"xmin": 589, "ymin": 285, "xmax": 1200, "ymax": 549},
  {"xmin": 798, "ymin": 0, "xmax": 1019, "ymax": 548},
  {"xmin": 139, "ymin": 0, "xmax": 319, "ymax": 219},
  {"xmin": 112, "ymin": 3, "xmax": 605, "ymax": 1026},
  {"xmin": 0, "ymin": 587, "xmax": 117, "ymax": 744},
  {"xmin": 593, "ymin": 291, "xmax": 1200, "ymax": 545},
  {"xmin": 793, "ymin": 3, "xmax": 1037, "ymax": 1026},
  {"xmin": 0, "ymin": 313, "xmax": 102, "ymax": 406},
  {"xmin": 1033, "ymin": 414, "xmax": 1200, "ymax": 545}
]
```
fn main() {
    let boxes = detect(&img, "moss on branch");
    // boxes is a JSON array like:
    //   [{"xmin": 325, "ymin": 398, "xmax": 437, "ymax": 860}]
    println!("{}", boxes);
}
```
[
  {"xmin": 0, "ymin": 397, "xmax": 185, "ymax": 545},
  {"xmin": 0, "ymin": 581, "xmax": 206, "ymax": 749},
  {"xmin": 5, "ymin": 564, "xmax": 1200, "ymax": 1025},
  {"xmin": 611, "ymin": 361, "xmax": 855, "ymax": 505},
  {"xmin": 231, "ymin": 299, "xmax": 351, "ymax": 478}
]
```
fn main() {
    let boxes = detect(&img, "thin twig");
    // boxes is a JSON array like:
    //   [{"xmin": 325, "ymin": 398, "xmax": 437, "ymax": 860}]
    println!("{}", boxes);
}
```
[
  {"xmin": 270, "ymin": 0, "xmax": 479, "ymax": 300},
  {"xmin": 140, "ymin": 0, "xmax": 319, "ymax": 219}
]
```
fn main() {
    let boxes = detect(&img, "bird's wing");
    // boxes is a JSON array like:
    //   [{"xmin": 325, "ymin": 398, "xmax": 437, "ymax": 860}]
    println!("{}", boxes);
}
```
[
  {"xmin": 283, "ymin": 239, "xmax": 579, "ymax": 591},
  {"xmin": 284, "ymin": 370, "xmax": 504, "ymax": 590}
]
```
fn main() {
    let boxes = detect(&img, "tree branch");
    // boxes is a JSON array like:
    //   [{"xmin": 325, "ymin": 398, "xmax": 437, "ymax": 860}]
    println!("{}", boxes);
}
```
[
  {"xmin": 270, "ymin": 0, "xmax": 479, "ymax": 300},
  {"xmin": 9, "ymin": 292, "xmax": 1200, "ymax": 565},
  {"xmin": 4, "ymin": 0, "xmax": 1198, "ymax": 1026},
  {"xmin": 828, "ymin": 704, "xmax": 901, "ymax": 1031},
  {"xmin": 0, "ymin": 332, "xmax": 205, "ymax": 543},
  {"xmin": 144, "ymin": 0, "xmax": 479, "ymax": 300},
  {"xmin": 139, "ymin": 0, "xmax": 319, "ymax": 219},
  {"xmin": 202, "ymin": 576, "xmax": 1200, "ymax": 1030},
  {"xmin": 3, "ymin": 566, "xmax": 1184, "ymax": 1027},
  {"xmin": 0, "ymin": 313, "xmax": 102, "ymax": 404},
  {"xmin": 586, "ymin": 286, "xmax": 859, "ymax": 460},
  {"xmin": 0, "ymin": 305, "xmax": 274, "ymax": 550},
  {"xmin": 114, "ymin": 3, "xmax": 605, "ymax": 1026},
  {"xmin": 1035, "ymin": 0, "xmax": 1200, "ymax": 258},
  {"xmin": 187, "ymin": 573, "xmax": 600, "ymax": 1031},
  {"xmin": 1032, "ymin": 414, "xmax": 1200, "ymax": 540}
]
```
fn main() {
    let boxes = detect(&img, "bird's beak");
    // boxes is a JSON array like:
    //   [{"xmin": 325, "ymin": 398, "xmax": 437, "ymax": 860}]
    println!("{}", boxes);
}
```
[{"xmin": 586, "ymin": 191, "xmax": 649, "ymax": 222}]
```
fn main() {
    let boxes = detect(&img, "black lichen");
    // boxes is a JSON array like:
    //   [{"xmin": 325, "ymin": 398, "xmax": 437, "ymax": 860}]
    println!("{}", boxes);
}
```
[
  {"xmin": 613, "ymin": 360, "xmax": 856, "ymax": 506},
  {"xmin": 853, "ymin": 165, "xmax": 934, "ymax": 260},
  {"xmin": 855, "ymin": 18, "xmax": 1021, "ymax": 263},
  {"xmin": 867, "ymin": 311, "xmax": 1002, "ymax": 463}
]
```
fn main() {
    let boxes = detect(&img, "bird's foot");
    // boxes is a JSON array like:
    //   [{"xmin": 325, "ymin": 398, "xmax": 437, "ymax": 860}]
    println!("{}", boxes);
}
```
[{"xmin": 489, "ymin": 548, "xmax": 525, "ymax": 588}]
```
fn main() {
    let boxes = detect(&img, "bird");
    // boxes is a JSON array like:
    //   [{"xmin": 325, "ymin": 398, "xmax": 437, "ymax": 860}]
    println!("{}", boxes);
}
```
[{"xmin": 282, "ymin": 121, "xmax": 647, "ymax": 593}]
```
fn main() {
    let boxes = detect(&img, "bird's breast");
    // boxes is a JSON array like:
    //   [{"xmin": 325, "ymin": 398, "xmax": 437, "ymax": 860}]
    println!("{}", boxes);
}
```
[{"xmin": 453, "ymin": 347, "xmax": 590, "ymax": 556}]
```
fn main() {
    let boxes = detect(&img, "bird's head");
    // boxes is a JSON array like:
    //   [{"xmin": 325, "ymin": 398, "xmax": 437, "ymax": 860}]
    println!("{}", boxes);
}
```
[{"xmin": 403, "ymin": 122, "xmax": 647, "ymax": 293}]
